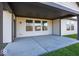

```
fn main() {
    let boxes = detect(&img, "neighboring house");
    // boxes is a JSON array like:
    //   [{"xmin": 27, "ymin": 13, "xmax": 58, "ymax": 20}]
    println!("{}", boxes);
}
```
[
  {"xmin": 53, "ymin": 17, "xmax": 77, "ymax": 36},
  {"xmin": 61, "ymin": 18, "xmax": 77, "ymax": 35},
  {"xmin": 0, "ymin": 2, "xmax": 79, "ymax": 43}
]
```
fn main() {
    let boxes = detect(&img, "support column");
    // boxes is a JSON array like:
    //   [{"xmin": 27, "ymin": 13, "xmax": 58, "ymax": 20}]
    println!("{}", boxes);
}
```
[
  {"xmin": 3, "ymin": 3, "xmax": 13, "ymax": 43},
  {"xmin": 59, "ymin": 19, "xmax": 61, "ymax": 36},
  {"xmin": 0, "ymin": 3, "xmax": 3, "ymax": 43},
  {"xmin": 12, "ymin": 13, "xmax": 16, "ymax": 42},
  {"xmin": 77, "ymin": 15, "xmax": 79, "ymax": 40}
]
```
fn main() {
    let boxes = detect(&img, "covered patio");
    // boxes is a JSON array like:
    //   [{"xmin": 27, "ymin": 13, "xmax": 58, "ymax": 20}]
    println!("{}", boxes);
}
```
[
  {"xmin": 2, "ymin": 2, "xmax": 79, "ymax": 42},
  {"xmin": 3, "ymin": 35, "xmax": 79, "ymax": 56},
  {"xmin": 1, "ymin": 2, "xmax": 79, "ymax": 56}
]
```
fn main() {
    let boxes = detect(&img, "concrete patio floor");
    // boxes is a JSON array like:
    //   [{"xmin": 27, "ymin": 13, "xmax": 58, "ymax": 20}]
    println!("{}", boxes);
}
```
[{"xmin": 3, "ymin": 35, "xmax": 79, "ymax": 56}]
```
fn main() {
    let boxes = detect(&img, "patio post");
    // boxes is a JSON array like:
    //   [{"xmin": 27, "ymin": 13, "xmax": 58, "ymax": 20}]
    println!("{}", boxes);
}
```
[
  {"xmin": 59, "ymin": 19, "xmax": 61, "ymax": 36},
  {"xmin": 77, "ymin": 15, "xmax": 79, "ymax": 40},
  {"xmin": 0, "ymin": 3, "xmax": 3, "ymax": 43}
]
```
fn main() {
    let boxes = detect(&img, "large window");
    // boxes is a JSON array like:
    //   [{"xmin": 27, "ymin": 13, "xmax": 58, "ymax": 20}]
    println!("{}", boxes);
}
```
[
  {"xmin": 35, "ymin": 20, "xmax": 41, "ymax": 31},
  {"xmin": 26, "ymin": 20, "xmax": 48, "ymax": 31},
  {"xmin": 26, "ymin": 20, "xmax": 33, "ymax": 31},
  {"xmin": 42, "ymin": 21, "xmax": 48, "ymax": 31}
]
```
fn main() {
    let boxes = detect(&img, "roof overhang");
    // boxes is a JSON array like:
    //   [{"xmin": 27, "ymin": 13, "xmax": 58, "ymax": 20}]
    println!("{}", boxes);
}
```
[
  {"xmin": 41, "ymin": 2, "xmax": 79, "ymax": 15},
  {"xmin": 6, "ymin": 2, "xmax": 79, "ymax": 20}
]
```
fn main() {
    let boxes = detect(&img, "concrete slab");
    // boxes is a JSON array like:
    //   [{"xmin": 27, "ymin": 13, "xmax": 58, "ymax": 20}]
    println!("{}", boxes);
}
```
[
  {"xmin": 3, "ymin": 35, "xmax": 79, "ymax": 56},
  {"xmin": 3, "ymin": 37, "xmax": 46, "ymax": 56},
  {"xmin": 34, "ymin": 35, "xmax": 79, "ymax": 52}
]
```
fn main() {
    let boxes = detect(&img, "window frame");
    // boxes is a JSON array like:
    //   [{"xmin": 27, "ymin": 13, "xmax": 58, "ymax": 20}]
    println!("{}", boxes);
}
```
[
  {"xmin": 34, "ymin": 20, "xmax": 41, "ymax": 31},
  {"xmin": 26, "ymin": 19, "xmax": 33, "ymax": 31},
  {"xmin": 66, "ymin": 24, "xmax": 71, "ymax": 31},
  {"xmin": 42, "ymin": 21, "xmax": 48, "ymax": 31},
  {"xmin": 71, "ymin": 24, "xmax": 74, "ymax": 30}
]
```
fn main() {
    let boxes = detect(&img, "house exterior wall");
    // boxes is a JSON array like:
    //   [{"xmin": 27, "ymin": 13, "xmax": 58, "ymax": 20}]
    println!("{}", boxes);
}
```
[
  {"xmin": 52, "ymin": 19, "xmax": 60, "ymax": 35},
  {"xmin": 3, "ymin": 11, "xmax": 12, "ymax": 43},
  {"xmin": 61, "ymin": 19, "xmax": 77, "ymax": 35},
  {"xmin": 16, "ymin": 17, "xmax": 53, "ymax": 38}
]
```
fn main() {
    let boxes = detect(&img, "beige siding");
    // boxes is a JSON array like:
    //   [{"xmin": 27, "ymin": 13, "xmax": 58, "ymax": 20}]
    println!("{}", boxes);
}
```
[{"xmin": 52, "ymin": 19, "xmax": 60, "ymax": 35}]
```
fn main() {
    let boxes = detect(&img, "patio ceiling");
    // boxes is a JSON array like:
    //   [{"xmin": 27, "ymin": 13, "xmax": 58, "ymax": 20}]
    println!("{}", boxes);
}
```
[{"xmin": 8, "ymin": 2, "xmax": 77, "ymax": 20}]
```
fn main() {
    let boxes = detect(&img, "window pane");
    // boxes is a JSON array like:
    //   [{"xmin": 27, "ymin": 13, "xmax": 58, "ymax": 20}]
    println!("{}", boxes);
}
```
[
  {"xmin": 26, "ymin": 20, "xmax": 33, "ymax": 23},
  {"xmin": 26, "ymin": 26, "xmax": 33, "ymax": 31},
  {"xmin": 26, "ymin": 20, "xmax": 33, "ymax": 31},
  {"xmin": 35, "ymin": 26, "xmax": 41, "ymax": 31},
  {"xmin": 66, "ymin": 24, "xmax": 70, "ymax": 31},
  {"xmin": 71, "ymin": 24, "xmax": 74, "ymax": 30},
  {"xmin": 35, "ymin": 21, "xmax": 40, "ymax": 23},
  {"xmin": 42, "ymin": 21, "xmax": 48, "ymax": 31},
  {"xmin": 35, "ymin": 20, "xmax": 41, "ymax": 31}
]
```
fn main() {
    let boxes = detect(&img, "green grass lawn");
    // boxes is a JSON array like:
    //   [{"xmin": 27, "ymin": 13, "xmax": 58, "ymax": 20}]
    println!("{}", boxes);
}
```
[
  {"xmin": 64, "ymin": 34, "xmax": 77, "ymax": 39},
  {"xmin": 42, "ymin": 43, "xmax": 79, "ymax": 56}
]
